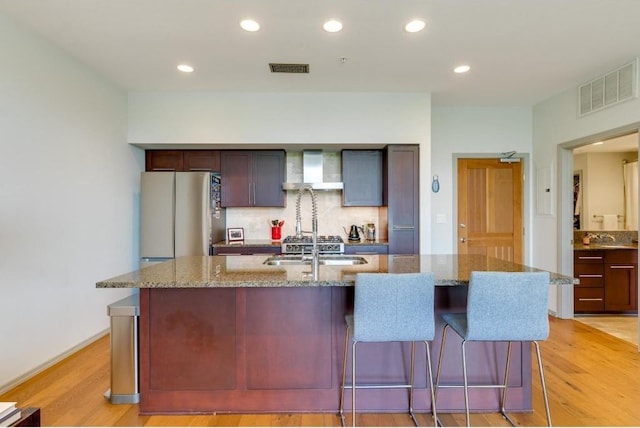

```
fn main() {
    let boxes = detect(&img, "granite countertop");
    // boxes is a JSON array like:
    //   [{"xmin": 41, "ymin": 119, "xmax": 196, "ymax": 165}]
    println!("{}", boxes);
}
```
[
  {"xmin": 573, "ymin": 242, "xmax": 638, "ymax": 251},
  {"xmin": 211, "ymin": 239, "xmax": 389, "ymax": 247},
  {"xmin": 96, "ymin": 254, "xmax": 576, "ymax": 289},
  {"xmin": 212, "ymin": 239, "xmax": 281, "ymax": 248}
]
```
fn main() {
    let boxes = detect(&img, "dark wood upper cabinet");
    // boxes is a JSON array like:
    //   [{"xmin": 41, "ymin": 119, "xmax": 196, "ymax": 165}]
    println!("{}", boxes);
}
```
[
  {"xmin": 221, "ymin": 150, "xmax": 285, "ymax": 207},
  {"xmin": 341, "ymin": 150, "xmax": 383, "ymax": 206},
  {"xmin": 145, "ymin": 150, "xmax": 184, "ymax": 171},
  {"xmin": 183, "ymin": 151, "xmax": 221, "ymax": 171},
  {"xmin": 145, "ymin": 150, "xmax": 220, "ymax": 172},
  {"xmin": 384, "ymin": 145, "xmax": 419, "ymax": 254}
]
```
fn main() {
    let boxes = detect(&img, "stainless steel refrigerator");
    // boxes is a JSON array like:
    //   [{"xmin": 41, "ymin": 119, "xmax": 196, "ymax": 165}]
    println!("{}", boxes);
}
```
[{"xmin": 140, "ymin": 171, "xmax": 225, "ymax": 268}]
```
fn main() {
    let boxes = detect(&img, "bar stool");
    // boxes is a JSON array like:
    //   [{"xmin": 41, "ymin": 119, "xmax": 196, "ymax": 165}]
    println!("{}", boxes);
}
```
[
  {"xmin": 339, "ymin": 272, "xmax": 437, "ymax": 427},
  {"xmin": 434, "ymin": 271, "xmax": 552, "ymax": 427}
]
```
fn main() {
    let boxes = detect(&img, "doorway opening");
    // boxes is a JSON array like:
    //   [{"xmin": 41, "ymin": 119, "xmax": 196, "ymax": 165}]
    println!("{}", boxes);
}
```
[{"xmin": 559, "ymin": 125, "xmax": 640, "ymax": 347}]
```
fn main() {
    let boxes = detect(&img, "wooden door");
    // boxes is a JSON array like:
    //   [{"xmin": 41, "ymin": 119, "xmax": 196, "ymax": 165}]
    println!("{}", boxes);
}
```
[{"xmin": 457, "ymin": 158, "xmax": 523, "ymax": 263}]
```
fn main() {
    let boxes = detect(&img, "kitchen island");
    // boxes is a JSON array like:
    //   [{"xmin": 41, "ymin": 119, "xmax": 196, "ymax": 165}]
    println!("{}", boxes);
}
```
[{"xmin": 97, "ymin": 254, "xmax": 574, "ymax": 415}]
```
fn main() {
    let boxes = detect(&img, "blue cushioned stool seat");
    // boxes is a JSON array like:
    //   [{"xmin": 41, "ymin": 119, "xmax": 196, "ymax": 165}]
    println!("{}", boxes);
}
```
[
  {"xmin": 434, "ymin": 271, "xmax": 552, "ymax": 427},
  {"xmin": 339, "ymin": 272, "xmax": 437, "ymax": 427}
]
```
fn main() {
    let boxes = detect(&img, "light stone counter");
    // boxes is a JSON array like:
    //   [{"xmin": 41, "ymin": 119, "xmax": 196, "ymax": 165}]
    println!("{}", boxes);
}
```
[{"xmin": 96, "ymin": 254, "xmax": 575, "ymax": 288}]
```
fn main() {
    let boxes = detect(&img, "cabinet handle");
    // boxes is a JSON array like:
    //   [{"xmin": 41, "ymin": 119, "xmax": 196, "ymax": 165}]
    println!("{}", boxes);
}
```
[
  {"xmin": 393, "ymin": 226, "xmax": 415, "ymax": 230},
  {"xmin": 578, "ymin": 256, "xmax": 603, "ymax": 260},
  {"xmin": 189, "ymin": 168, "xmax": 211, "ymax": 171},
  {"xmin": 578, "ymin": 274, "xmax": 603, "ymax": 278},
  {"xmin": 253, "ymin": 183, "xmax": 256, "ymax": 205},
  {"xmin": 578, "ymin": 298, "xmax": 603, "ymax": 301},
  {"xmin": 610, "ymin": 265, "xmax": 635, "ymax": 269}
]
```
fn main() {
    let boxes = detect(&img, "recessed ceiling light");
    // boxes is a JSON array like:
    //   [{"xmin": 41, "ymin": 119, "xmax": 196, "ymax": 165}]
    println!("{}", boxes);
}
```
[
  {"xmin": 240, "ymin": 19, "xmax": 260, "ymax": 32},
  {"xmin": 404, "ymin": 19, "xmax": 426, "ymax": 33},
  {"xmin": 177, "ymin": 64, "xmax": 194, "ymax": 73},
  {"xmin": 454, "ymin": 65, "xmax": 471, "ymax": 74},
  {"xmin": 323, "ymin": 20, "xmax": 343, "ymax": 33}
]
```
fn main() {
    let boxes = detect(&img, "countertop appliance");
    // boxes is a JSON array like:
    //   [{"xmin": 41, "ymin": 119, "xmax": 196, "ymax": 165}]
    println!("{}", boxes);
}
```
[
  {"xmin": 140, "ymin": 171, "xmax": 225, "ymax": 267},
  {"xmin": 281, "ymin": 235, "xmax": 344, "ymax": 254}
]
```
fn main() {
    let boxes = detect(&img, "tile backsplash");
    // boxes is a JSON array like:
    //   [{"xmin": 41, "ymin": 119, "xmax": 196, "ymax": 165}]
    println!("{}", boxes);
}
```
[{"xmin": 226, "ymin": 191, "xmax": 385, "ymax": 241}]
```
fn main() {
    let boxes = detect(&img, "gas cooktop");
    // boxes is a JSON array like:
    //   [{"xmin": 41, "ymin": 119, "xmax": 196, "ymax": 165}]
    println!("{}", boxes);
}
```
[{"xmin": 281, "ymin": 235, "xmax": 344, "ymax": 254}]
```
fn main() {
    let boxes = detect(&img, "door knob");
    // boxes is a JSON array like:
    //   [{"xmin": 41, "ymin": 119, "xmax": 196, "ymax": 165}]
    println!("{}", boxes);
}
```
[{"xmin": 460, "ymin": 237, "xmax": 466, "ymax": 243}]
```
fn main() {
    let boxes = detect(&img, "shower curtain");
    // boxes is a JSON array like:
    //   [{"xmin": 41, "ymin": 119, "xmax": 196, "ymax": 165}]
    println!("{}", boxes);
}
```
[{"xmin": 623, "ymin": 160, "xmax": 638, "ymax": 230}]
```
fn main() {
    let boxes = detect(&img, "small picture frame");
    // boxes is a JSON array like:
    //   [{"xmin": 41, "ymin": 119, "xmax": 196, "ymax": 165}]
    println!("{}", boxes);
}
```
[{"xmin": 227, "ymin": 227, "xmax": 244, "ymax": 242}]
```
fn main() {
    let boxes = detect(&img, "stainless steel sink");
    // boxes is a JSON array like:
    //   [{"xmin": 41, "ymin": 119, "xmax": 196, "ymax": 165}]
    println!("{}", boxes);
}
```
[
  {"xmin": 318, "ymin": 255, "xmax": 368, "ymax": 265},
  {"xmin": 263, "ymin": 255, "xmax": 368, "ymax": 266}
]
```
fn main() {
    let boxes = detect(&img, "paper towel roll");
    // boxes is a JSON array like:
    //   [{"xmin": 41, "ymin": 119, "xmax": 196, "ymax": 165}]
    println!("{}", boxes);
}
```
[{"xmin": 602, "ymin": 214, "xmax": 618, "ymax": 230}]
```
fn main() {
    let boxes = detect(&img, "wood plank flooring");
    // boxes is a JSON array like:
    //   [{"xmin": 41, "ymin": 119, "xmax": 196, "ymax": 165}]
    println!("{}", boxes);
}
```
[{"xmin": 1, "ymin": 317, "xmax": 640, "ymax": 426}]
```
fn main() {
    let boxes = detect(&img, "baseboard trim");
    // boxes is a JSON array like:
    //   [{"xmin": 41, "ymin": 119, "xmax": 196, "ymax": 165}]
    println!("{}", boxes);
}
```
[{"xmin": 0, "ymin": 329, "xmax": 109, "ymax": 395}]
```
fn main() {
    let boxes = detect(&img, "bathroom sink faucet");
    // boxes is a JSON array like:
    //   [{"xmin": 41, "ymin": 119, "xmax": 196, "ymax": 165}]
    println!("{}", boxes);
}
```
[
  {"xmin": 587, "ymin": 232, "xmax": 616, "ymax": 242},
  {"xmin": 295, "ymin": 186, "xmax": 319, "ymax": 280}
]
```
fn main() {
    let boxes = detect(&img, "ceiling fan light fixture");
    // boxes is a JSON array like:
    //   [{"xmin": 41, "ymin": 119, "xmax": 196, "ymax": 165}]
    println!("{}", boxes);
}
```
[
  {"xmin": 404, "ymin": 19, "xmax": 426, "ymax": 33},
  {"xmin": 240, "ymin": 19, "xmax": 260, "ymax": 32},
  {"xmin": 323, "ymin": 20, "xmax": 343, "ymax": 33}
]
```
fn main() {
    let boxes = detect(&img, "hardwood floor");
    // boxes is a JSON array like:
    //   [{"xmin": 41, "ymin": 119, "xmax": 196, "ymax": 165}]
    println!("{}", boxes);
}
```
[{"xmin": 2, "ymin": 317, "xmax": 640, "ymax": 426}]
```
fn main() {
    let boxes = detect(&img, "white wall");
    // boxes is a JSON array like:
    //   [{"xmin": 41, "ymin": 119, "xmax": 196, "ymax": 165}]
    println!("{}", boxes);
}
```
[
  {"xmin": 0, "ymin": 15, "xmax": 141, "ymax": 391},
  {"xmin": 430, "ymin": 107, "xmax": 533, "ymax": 255},
  {"xmin": 128, "ymin": 91, "xmax": 433, "ymax": 252}
]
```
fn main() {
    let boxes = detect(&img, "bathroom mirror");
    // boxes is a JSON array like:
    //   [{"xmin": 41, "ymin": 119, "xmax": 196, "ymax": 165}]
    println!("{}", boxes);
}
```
[{"xmin": 573, "ymin": 132, "xmax": 638, "ymax": 231}]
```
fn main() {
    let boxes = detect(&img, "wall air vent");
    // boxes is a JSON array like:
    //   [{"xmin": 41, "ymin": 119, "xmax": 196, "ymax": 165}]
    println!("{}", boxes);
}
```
[
  {"xmin": 579, "ymin": 59, "xmax": 638, "ymax": 116},
  {"xmin": 269, "ymin": 63, "xmax": 310, "ymax": 73}
]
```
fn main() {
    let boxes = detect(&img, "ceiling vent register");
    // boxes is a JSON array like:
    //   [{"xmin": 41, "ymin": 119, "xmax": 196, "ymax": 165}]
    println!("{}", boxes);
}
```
[
  {"xmin": 579, "ymin": 59, "xmax": 638, "ymax": 116},
  {"xmin": 269, "ymin": 63, "xmax": 310, "ymax": 73}
]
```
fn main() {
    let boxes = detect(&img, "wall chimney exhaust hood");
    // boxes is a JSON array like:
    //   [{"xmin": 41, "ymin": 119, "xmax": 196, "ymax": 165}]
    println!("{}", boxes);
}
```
[{"xmin": 282, "ymin": 150, "xmax": 344, "ymax": 190}]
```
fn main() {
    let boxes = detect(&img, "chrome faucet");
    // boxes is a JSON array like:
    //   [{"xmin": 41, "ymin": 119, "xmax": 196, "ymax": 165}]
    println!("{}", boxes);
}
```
[
  {"xmin": 587, "ymin": 232, "xmax": 616, "ymax": 242},
  {"xmin": 295, "ymin": 186, "xmax": 319, "ymax": 280}
]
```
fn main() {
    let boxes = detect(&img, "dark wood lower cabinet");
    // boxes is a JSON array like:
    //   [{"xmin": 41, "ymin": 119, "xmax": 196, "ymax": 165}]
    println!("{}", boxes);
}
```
[
  {"xmin": 574, "ymin": 249, "xmax": 637, "ymax": 314},
  {"xmin": 138, "ymin": 286, "xmax": 532, "ymax": 414}
]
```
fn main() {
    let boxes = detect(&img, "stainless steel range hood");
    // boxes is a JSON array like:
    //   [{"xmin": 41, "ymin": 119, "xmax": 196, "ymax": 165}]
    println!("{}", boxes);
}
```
[{"xmin": 282, "ymin": 150, "xmax": 344, "ymax": 190}]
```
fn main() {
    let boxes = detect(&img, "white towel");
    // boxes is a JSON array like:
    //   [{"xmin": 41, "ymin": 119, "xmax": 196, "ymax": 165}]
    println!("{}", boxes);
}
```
[{"xmin": 602, "ymin": 214, "xmax": 618, "ymax": 230}]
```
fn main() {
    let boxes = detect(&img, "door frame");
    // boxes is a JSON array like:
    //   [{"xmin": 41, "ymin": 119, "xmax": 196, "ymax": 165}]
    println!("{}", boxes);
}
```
[
  {"xmin": 557, "ymin": 122, "xmax": 640, "ymax": 325},
  {"xmin": 453, "ymin": 152, "xmax": 531, "ymax": 265}
]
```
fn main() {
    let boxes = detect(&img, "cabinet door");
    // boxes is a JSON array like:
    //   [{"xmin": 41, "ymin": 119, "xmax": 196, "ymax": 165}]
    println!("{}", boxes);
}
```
[
  {"xmin": 342, "ymin": 150, "xmax": 383, "ymax": 206},
  {"xmin": 605, "ymin": 262, "xmax": 637, "ymax": 312},
  {"xmin": 184, "ymin": 150, "xmax": 220, "ymax": 171},
  {"xmin": 221, "ymin": 151, "xmax": 252, "ymax": 207},
  {"xmin": 385, "ymin": 145, "xmax": 419, "ymax": 254},
  {"xmin": 253, "ymin": 151, "xmax": 286, "ymax": 207},
  {"xmin": 145, "ymin": 150, "xmax": 184, "ymax": 171},
  {"xmin": 344, "ymin": 245, "xmax": 388, "ymax": 255}
]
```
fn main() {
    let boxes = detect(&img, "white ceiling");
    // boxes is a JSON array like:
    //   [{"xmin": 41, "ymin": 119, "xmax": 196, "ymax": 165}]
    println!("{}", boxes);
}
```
[
  {"xmin": 1, "ymin": 0, "xmax": 640, "ymax": 107},
  {"xmin": 573, "ymin": 132, "xmax": 638, "ymax": 154}
]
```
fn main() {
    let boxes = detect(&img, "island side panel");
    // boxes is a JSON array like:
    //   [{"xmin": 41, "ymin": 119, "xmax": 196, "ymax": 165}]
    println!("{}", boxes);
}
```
[
  {"xmin": 138, "ymin": 285, "xmax": 531, "ymax": 414},
  {"xmin": 139, "ymin": 287, "xmax": 350, "ymax": 413}
]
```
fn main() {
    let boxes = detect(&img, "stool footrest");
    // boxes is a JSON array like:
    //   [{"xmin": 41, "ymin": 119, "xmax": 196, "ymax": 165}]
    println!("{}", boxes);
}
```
[{"xmin": 342, "ymin": 383, "xmax": 414, "ymax": 390}]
